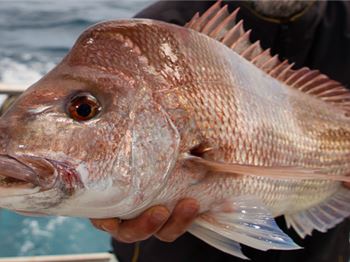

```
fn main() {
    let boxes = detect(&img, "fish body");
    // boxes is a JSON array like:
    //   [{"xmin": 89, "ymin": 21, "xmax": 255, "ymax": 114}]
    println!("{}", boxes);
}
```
[
  {"xmin": 153, "ymin": 26, "xmax": 348, "ymax": 216},
  {"xmin": 0, "ymin": 2, "xmax": 349, "ymax": 258}
]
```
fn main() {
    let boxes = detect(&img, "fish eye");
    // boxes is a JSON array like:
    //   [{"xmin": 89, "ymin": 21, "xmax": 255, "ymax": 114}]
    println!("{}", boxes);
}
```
[{"xmin": 67, "ymin": 93, "xmax": 101, "ymax": 121}]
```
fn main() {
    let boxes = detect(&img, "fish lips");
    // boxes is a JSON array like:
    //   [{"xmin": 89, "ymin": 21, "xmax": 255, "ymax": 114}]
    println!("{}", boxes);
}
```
[{"xmin": 0, "ymin": 154, "xmax": 58, "ymax": 190}]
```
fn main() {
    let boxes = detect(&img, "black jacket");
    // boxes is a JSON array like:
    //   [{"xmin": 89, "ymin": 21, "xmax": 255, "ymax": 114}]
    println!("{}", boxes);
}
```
[{"xmin": 113, "ymin": 1, "xmax": 350, "ymax": 261}]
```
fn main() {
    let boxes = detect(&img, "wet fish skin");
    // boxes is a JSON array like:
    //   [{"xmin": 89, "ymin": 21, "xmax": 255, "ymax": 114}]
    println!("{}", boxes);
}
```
[
  {"xmin": 0, "ymin": 20, "xmax": 183, "ymax": 217},
  {"xmin": 0, "ymin": 6, "xmax": 349, "ymax": 257},
  {"xmin": 0, "ymin": 19, "xmax": 342, "ymax": 217},
  {"xmin": 96, "ymin": 19, "xmax": 348, "ymax": 216}
]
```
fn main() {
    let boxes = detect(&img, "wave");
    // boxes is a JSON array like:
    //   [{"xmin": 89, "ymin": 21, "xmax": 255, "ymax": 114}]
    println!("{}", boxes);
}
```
[
  {"xmin": 0, "ymin": 0, "xmax": 151, "ymax": 31},
  {"xmin": 0, "ymin": 18, "xmax": 94, "ymax": 31},
  {"xmin": 0, "ymin": 56, "xmax": 55, "ymax": 86}
]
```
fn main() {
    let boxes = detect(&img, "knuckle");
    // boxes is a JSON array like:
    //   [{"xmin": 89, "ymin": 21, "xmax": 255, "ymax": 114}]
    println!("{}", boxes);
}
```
[
  {"xmin": 178, "ymin": 203, "xmax": 199, "ymax": 219},
  {"xmin": 148, "ymin": 208, "xmax": 170, "ymax": 226},
  {"xmin": 132, "ymin": 220, "xmax": 158, "ymax": 236}
]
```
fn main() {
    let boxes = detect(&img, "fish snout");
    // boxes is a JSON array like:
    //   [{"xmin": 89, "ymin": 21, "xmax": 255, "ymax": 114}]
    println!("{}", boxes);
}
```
[
  {"xmin": 0, "ymin": 154, "xmax": 58, "ymax": 189},
  {"xmin": 15, "ymin": 155, "xmax": 58, "ymax": 189},
  {"xmin": 0, "ymin": 154, "xmax": 37, "ymax": 185}
]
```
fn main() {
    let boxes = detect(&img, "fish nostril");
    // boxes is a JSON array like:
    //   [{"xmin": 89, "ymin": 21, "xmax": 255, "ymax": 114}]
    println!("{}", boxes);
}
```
[{"xmin": 0, "ymin": 124, "xmax": 10, "ymax": 152}]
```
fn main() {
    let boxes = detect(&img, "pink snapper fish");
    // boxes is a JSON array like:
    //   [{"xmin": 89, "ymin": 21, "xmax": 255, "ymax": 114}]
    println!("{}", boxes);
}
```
[{"xmin": 0, "ymin": 2, "xmax": 349, "ymax": 259}]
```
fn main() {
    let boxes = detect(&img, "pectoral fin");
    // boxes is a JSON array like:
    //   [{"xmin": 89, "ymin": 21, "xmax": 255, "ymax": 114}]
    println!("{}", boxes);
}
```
[
  {"xmin": 186, "ymin": 155, "xmax": 350, "ymax": 182},
  {"xmin": 189, "ymin": 196, "xmax": 300, "ymax": 259}
]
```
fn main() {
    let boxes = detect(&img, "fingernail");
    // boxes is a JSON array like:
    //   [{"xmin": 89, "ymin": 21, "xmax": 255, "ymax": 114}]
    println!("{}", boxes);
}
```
[
  {"xmin": 101, "ymin": 222, "xmax": 117, "ymax": 232},
  {"xmin": 151, "ymin": 209, "xmax": 168, "ymax": 224},
  {"xmin": 183, "ymin": 202, "xmax": 199, "ymax": 216},
  {"xmin": 101, "ymin": 225, "xmax": 109, "ymax": 232}
]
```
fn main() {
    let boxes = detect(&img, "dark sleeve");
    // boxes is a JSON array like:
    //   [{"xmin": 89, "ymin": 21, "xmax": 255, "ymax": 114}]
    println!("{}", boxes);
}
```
[
  {"xmin": 134, "ymin": 1, "xmax": 214, "ymax": 26},
  {"xmin": 303, "ymin": 0, "xmax": 350, "ymax": 86}
]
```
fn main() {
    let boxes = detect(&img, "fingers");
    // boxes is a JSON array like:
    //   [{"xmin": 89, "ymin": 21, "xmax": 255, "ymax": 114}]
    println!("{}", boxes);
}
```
[
  {"xmin": 344, "ymin": 182, "xmax": 350, "ymax": 189},
  {"xmin": 155, "ymin": 198, "xmax": 199, "ymax": 242},
  {"xmin": 91, "ymin": 217, "xmax": 120, "ymax": 233},
  {"xmin": 90, "ymin": 205, "xmax": 170, "ymax": 243},
  {"xmin": 116, "ymin": 206, "xmax": 170, "ymax": 242},
  {"xmin": 90, "ymin": 198, "xmax": 199, "ymax": 243}
]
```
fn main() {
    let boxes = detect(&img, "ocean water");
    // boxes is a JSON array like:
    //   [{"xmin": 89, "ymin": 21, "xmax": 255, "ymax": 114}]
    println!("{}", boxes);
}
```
[{"xmin": 0, "ymin": 0, "xmax": 152, "ymax": 257}]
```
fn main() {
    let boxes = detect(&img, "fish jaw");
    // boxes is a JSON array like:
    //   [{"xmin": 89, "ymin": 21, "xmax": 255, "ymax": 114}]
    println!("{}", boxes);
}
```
[
  {"xmin": 0, "ymin": 154, "xmax": 67, "ymax": 193},
  {"xmin": 0, "ymin": 150, "xmax": 107, "ymax": 216},
  {"xmin": 0, "ymin": 154, "xmax": 41, "ymax": 198},
  {"xmin": 0, "ymin": 153, "xmax": 85, "ymax": 195},
  {"xmin": 0, "ymin": 155, "xmax": 37, "ymax": 185},
  {"xmin": 0, "ymin": 154, "xmax": 61, "ymax": 212}
]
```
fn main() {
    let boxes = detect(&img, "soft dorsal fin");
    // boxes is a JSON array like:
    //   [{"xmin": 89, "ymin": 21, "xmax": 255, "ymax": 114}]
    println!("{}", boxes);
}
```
[{"xmin": 185, "ymin": 1, "xmax": 350, "ymax": 114}]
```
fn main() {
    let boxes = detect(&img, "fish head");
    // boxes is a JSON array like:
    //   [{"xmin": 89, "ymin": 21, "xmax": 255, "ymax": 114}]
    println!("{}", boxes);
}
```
[{"xmin": 0, "ymin": 20, "xmax": 183, "ymax": 217}]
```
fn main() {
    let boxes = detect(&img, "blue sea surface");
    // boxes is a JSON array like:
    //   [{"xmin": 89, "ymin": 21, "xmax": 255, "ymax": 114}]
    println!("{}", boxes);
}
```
[
  {"xmin": 0, "ymin": 0, "xmax": 152, "ymax": 257},
  {"xmin": 0, "ymin": 212, "xmax": 109, "ymax": 256}
]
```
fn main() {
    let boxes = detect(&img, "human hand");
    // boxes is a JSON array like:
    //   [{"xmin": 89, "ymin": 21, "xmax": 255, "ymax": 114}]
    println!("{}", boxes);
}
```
[
  {"xmin": 344, "ymin": 182, "xmax": 350, "ymax": 188},
  {"xmin": 90, "ymin": 198, "xmax": 199, "ymax": 243}
]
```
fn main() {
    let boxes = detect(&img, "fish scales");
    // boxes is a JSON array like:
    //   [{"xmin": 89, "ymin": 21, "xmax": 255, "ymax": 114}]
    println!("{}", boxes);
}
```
[
  {"xmin": 0, "ymin": 2, "xmax": 349, "ymax": 258},
  {"xmin": 146, "ymin": 24, "xmax": 347, "ymax": 215}
]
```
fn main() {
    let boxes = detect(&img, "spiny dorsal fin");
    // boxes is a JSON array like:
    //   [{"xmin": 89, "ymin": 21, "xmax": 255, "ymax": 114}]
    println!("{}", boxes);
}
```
[{"xmin": 185, "ymin": 1, "xmax": 350, "ymax": 114}]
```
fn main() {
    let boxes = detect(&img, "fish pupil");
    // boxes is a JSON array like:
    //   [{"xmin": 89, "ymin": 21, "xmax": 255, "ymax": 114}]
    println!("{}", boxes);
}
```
[
  {"xmin": 67, "ymin": 92, "xmax": 101, "ymax": 121},
  {"xmin": 76, "ymin": 103, "xmax": 92, "ymax": 117}
]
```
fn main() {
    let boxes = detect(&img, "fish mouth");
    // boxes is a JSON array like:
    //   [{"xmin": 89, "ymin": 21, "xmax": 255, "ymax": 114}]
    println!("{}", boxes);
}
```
[{"xmin": 0, "ymin": 154, "xmax": 57, "ymax": 190}]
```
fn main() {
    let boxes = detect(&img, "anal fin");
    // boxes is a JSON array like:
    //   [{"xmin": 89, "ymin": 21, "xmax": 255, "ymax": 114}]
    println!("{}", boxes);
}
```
[
  {"xmin": 285, "ymin": 187, "xmax": 350, "ymax": 238},
  {"xmin": 189, "ymin": 223, "xmax": 249, "ymax": 260}
]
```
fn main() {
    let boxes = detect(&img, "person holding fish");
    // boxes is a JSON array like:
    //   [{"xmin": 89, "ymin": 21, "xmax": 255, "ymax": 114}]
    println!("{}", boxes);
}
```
[
  {"xmin": 0, "ymin": 0, "xmax": 349, "ymax": 262},
  {"xmin": 88, "ymin": 1, "xmax": 350, "ymax": 262}
]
